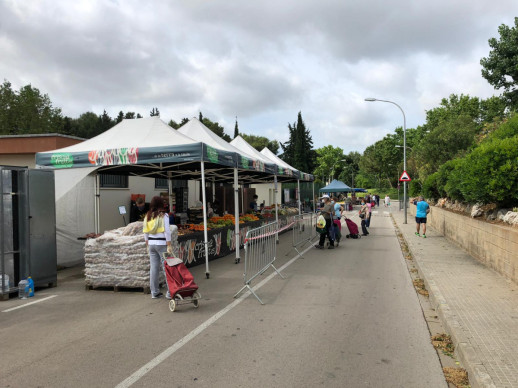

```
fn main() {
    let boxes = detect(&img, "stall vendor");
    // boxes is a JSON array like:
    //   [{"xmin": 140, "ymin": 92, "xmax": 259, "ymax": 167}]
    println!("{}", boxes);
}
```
[
  {"xmin": 250, "ymin": 195, "xmax": 258, "ymax": 212},
  {"xmin": 130, "ymin": 197, "xmax": 148, "ymax": 223}
]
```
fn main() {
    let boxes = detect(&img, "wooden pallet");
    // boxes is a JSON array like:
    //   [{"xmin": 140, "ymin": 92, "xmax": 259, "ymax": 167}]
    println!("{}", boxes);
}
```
[{"xmin": 85, "ymin": 284, "xmax": 151, "ymax": 294}]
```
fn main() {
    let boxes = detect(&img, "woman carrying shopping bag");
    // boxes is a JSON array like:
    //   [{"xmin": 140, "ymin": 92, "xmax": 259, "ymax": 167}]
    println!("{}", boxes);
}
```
[{"xmin": 143, "ymin": 196, "xmax": 173, "ymax": 299}]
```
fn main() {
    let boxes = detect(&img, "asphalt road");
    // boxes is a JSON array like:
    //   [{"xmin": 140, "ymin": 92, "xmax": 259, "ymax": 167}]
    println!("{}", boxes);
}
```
[{"xmin": 0, "ymin": 211, "xmax": 447, "ymax": 388}]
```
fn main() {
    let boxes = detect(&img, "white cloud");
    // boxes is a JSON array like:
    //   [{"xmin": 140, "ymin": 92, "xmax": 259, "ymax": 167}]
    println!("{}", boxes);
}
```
[{"xmin": 0, "ymin": 0, "xmax": 516, "ymax": 155}]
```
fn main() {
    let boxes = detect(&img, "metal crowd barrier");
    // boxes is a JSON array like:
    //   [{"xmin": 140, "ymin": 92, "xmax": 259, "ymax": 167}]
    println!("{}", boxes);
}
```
[
  {"xmin": 233, "ymin": 221, "xmax": 285, "ymax": 305},
  {"xmin": 292, "ymin": 213, "xmax": 318, "ymax": 257}
]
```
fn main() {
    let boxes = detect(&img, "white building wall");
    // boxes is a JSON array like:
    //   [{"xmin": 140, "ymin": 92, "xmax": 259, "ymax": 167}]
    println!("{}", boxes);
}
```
[
  {"xmin": 188, "ymin": 180, "xmax": 201, "ymax": 208},
  {"xmin": 99, "ymin": 176, "xmax": 167, "ymax": 232},
  {"xmin": 251, "ymin": 183, "xmax": 282, "ymax": 206}
]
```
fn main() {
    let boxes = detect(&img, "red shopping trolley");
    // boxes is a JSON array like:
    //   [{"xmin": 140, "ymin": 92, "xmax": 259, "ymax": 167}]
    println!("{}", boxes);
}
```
[{"xmin": 162, "ymin": 253, "xmax": 201, "ymax": 312}]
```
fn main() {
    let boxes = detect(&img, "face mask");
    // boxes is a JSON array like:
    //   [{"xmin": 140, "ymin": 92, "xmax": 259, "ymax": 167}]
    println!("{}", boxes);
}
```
[{"xmin": 138, "ymin": 205, "xmax": 145, "ymax": 211}]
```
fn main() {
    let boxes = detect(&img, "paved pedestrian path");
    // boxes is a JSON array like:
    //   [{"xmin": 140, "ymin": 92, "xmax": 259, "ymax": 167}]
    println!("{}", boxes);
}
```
[{"xmin": 389, "ymin": 206, "xmax": 518, "ymax": 388}]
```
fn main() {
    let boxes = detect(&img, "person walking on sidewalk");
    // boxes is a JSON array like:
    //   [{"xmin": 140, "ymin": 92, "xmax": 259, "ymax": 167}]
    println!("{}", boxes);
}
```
[
  {"xmin": 315, "ymin": 194, "xmax": 335, "ymax": 249},
  {"xmin": 414, "ymin": 196, "xmax": 430, "ymax": 238},
  {"xmin": 384, "ymin": 194, "xmax": 390, "ymax": 207}
]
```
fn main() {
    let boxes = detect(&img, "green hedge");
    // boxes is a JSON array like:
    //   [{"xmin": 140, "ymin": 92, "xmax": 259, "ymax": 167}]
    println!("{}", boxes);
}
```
[
  {"xmin": 418, "ymin": 113, "xmax": 518, "ymax": 205},
  {"xmin": 454, "ymin": 136, "xmax": 518, "ymax": 205},
  {"xmin": 425, "ymin": 113, "xmax": 518, "ymax": 205}
]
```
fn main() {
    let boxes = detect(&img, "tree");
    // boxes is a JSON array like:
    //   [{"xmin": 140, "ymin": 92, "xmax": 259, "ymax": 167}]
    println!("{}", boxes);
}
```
[
  {"xmin": 125, "ymin": 112, "xmax": 136, "ymax": 119},
  {"xmin": 169, "ymin": 117, "xmax": 189, "ymax": 129},
  {"xmin": 240, "ymin": 134, "xmax": 279, "ymax": 154},
  {"xmin": 413, "ymin": 115, "xmax": 478, "ymax": 177},
  {"xmin": 313, "ymin": 146, "xmax": 345, "ymax": 183},
  {"xmin": 0, "ymin": 80, "xmax": 16, "ymax": 135},
  {"xmin": 338, "ymin": 151, "xmax": 361, "ymax": 188},
  {"xmin": 234, "ymin": 118, "xmax": 239, "ymax": 138},
  {"xmin": 0, "ymin": 81, "xmax": 63, "ymax": 135},
  {"xmin": 150, "ymin": 107, "xmax": 160, "ymax": 117},
  {"xmin": 74, "ymin": 112, "xmax": 101, "ymax": 138},
  {"xmin": 116, "ymin": 111, "xmax": 124, "ymax": 123},
  {"xmin": 98, "ymin": 110, "xmax": 113, "ymax": 133},
  {"xmin": 481, "ymin": 17, "xmax": 518, "ymax": 109},
  {"xmin": 199, "ymin": 114, "xmax": 231, "ymax": 142},
  {"xmin": 280, "ymin": 112, "xmax": 315, "ymax": 173}
]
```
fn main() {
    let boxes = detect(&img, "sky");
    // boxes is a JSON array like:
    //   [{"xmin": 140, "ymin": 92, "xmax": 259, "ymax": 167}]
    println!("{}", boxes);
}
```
[{"xmin": 1, "ymin": 1, "xmax": 516, "ymax": 154}]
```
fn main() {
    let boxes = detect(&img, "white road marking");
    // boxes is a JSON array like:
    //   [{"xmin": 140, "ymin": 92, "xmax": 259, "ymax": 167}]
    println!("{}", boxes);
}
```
[
  {"xmin": 2, "ymin": 295, "xmax": 58, "ymax": 312},
  {"xmin": 115, "ymin": 245, "xmax": 313, "ymax": 388}
]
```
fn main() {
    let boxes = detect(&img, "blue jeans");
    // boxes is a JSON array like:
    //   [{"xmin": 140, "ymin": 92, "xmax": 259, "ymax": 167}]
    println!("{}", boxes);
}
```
[
  {"xmin": 366, "ymin": 213, "xmax": 371, "ymax": 228},
  {"xmin": 148, "ymin": 245, "xmax": 167, "ymax": 296}
]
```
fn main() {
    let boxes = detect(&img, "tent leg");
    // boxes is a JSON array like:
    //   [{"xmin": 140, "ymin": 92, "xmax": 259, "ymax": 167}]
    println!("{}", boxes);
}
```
[
  {"xmin": 312, "ymin": 181, "xmax": 315, "ymax": 213},
  {"xmin": 241, "ymin": 184, "xmax": 244, "ymax": 214},
  {"xmin": 95, "ymin": 173, "xmax": 100, "ymax": 234},
  {"xmin": 234, "ymin": 168, "xmax": 240, "ymax": 264},
  {"xmin": 201, "ymin": 161, "xmax": 210, "ymax": 279},
  {"xmin": 297, "ymin": 179, "xmax": 301, "ymax": 215},
  {"xmin": 274, "ymin": 175, "xmax": 279, "ymax": 243},
  {"xmin": 168, "ymin": 172, "xmax": 173, "ymax": 214}
]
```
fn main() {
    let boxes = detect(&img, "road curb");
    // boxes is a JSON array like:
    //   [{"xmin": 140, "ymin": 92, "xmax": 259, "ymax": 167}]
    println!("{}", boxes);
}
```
[{"xmin": 393, "ymin": 217, "xmax": 496, "ymax": 388}]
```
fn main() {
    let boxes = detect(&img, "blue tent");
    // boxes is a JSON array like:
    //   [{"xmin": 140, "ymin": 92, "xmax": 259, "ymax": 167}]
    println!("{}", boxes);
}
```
[{"xmin": 318, "ymin": 179, "xmax": 352, "ymax": 193}]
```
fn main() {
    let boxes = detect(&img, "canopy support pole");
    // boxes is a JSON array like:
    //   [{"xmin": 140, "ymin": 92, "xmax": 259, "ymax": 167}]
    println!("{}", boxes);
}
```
[
  {"xmin": 234, "ymin": 168, "xmax": 240, "ymax": 264},
  {"xmin": 201, "ymin": 161, "xmax": 210, "ymax": 279},
  {"xmin": 212, "ymin": 177, "xmax": 216, "ymax": 203},
  {"xmin": 241, "ymin": 184, "xmax": 244, "ymax": 214},
  {"xmin": 274, "ymin": 175, "xmax": 279, "ymax": 243},
  {"xmin": 312, "ymin": 181, "xmax": 315, "ymax": 213},
  {"xmin": 167, "ymin": 171, "xmax": 173, "ymax": 214},
  {"xmin": 94, "ymin": 173, "xmax": 100, "ymax": 234},
  {"xmin": 297, "ymin": 179, "xmax": 301, "ymax": 215}
]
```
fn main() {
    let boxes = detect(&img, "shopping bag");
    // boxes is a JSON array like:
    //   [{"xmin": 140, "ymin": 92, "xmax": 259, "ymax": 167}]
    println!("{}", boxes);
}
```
[{"xmin": 316, "ymin": 214, "xmax": 327, "ymax": 234}]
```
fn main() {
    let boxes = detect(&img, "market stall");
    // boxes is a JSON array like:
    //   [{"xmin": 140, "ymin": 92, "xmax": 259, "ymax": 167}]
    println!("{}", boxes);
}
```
[{"xmin": 36, "ymin": 117, "xmax": 313, "ymax": 288}]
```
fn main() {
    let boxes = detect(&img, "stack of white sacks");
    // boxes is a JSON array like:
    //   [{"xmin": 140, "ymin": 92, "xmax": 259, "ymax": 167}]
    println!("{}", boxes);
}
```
[{"xmin": 84, "ymin": 221, "xmax": 179, "ymax": 289}]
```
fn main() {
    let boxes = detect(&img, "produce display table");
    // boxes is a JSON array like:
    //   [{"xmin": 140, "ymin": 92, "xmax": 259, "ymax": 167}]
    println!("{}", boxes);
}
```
[
  {"xmin": 177, "ymin": 215, "xmax": 295, "ymax": 268},
  {"xmin": 82, "ymin": 213, "xmax": 297, "ymax": 291}
]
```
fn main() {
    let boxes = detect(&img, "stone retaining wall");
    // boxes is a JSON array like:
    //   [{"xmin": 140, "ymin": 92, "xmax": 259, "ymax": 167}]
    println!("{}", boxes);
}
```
[{"xmin": 408, "ymin": 204, "xmax": 518, "ymax": 284}]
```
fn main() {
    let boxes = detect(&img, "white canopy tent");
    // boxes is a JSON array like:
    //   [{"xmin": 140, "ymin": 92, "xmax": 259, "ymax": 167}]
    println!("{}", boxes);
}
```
[
  {"xmin": 178, "ymin": 118, "xmax": 272, "ymax": 264},
  {"xmin": 231, "ymin": 136, "xmax": 290, "ymax": 239},
  {"xmin": 260, "ymin": 147, "xmax": 316, "ymax": 212},
  {"xmin": 37, "ymin": 117, "xmax": 314, "ymax": 277}
]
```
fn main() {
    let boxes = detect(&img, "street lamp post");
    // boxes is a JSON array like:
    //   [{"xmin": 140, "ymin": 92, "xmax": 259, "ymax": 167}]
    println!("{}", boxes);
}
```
[{"xmin": 365, "ymin": 98, "xmax": 407, "ymax": 224}]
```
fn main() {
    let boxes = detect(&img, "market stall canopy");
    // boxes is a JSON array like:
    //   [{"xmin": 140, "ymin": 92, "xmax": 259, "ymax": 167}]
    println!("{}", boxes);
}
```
[
  {"xmin": 36, "ymin": 117, "xmax": 202, "ymax": 169},
  {"xmin": 260, "ymin": 147, "xmax": 297, "ymax": 177},
  {"xmin": 231, "ymin": 136, "xmax": 314, "ymax": 181},
  {"xmin": 319, "ymin": 179, "xmax": 352, "ymax": 193},
  {"xmin": 177, "ymin": 118, "xmax": 276, "ymax": 175},
  {"xmin": 35, "ymin": 117, "xmax": 274, "ymax": 183}
]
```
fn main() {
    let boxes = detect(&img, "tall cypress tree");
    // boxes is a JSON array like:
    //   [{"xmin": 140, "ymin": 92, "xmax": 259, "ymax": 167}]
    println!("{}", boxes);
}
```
[
  {"xmin": 234, "ymin": 117, "xmax": 239, "ymax": 138},
  {"xmin": 280, "ymin": 112, "xmax": 314, "ymax": 172}
]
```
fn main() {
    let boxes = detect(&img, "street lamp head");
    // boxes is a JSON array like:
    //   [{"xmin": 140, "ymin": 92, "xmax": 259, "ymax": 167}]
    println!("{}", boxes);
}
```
[{"xmin": 364, "ymin": 98, "xmax": 377, "ymax": 102}]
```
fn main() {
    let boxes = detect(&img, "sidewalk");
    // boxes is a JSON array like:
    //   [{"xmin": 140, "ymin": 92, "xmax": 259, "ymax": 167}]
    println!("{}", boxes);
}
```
[{"xmin": 389, "ymin": 206, "xmax": 518, "ymax": 388}]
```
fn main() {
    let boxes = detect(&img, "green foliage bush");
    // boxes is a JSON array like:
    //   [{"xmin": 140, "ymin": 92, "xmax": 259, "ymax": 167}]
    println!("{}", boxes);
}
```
[
  {"xmin": 429, "ymin": 113, "xmax": 518, "ymax": 206},
  {"xmin": 488, "ymin": 113, "xmax": 518, "ymax": 141},
  {"xmin": 455, "ymin": 136, "xmax": 518, "ymax": 205},
  {"xmin": 423, "ymin": 172, "xmax": 440, "ymax": 200}
]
